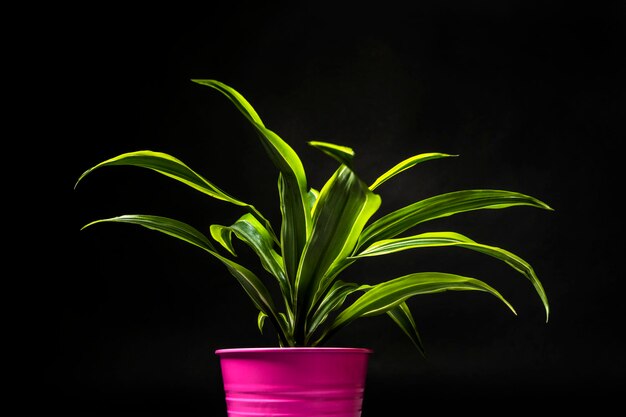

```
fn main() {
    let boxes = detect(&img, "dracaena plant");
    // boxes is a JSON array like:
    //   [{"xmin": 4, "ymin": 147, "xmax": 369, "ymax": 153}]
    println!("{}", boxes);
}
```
[{"xmin": 75, "ymin": 79, "xmax": 552, "ymax": 354}]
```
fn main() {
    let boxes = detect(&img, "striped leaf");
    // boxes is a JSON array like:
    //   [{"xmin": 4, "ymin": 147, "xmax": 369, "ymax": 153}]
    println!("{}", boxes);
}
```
[
  {"xmin": 386, "ymin": 302, "xmax": 425, "ymax": 356},
  {"xmin": 80, "ymin": 214, "xmax": 288, "ymax": 342},
  {"xmin": 358, "ymin": 189, "xmax": 553, "ymax": 250},
  {"xmin": 311, "ymin": 285, "xmax": 425, "ymax": 356},
  {"xmin": 306, "ymin": 188, "xmax": 320, "ymax": 215},
  {"xmin": 324, "ymin": 272, "xmax": 516, "ymax": 340},
  {"xmin": 306, "ymin": 280, "xmax": 360, "ymax": 343},
  {"xmin": 217, "ymin": 213, "xmax": 291, "ymax": 312},
  {"xmin": 308, "ymin": 141, "xmax": 355, "ymax": 168},
  {"xmin": 210, "ymin": 224, "xmax": 237, "ymax": 256},
  {"xmin": 257, "ymin": 311, "xmax": 267, "ymax": 334},
  {"xmin": 75, "ymin": 150, "xmax": 278, "ymax": 244},
  {"xmin": 355, "ymin": 231, "xmax": 549, "ymax": 320},
  {"xmin": 192, "ymin": 79, "xmax": 311, "ymax": 284},
  {"xmin": 369, "ymin": 152, "xmax": 458, "ymax": 190},
  {"xmin": 294, "ymin": 165, "xmax": 381, "ymax": 343}
]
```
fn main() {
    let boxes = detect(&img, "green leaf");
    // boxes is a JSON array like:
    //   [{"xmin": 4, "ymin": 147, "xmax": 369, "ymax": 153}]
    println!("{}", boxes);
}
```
[
  {"xmin": 277, "ymin": 174, "xmax": 307, "ymax": 290},
  {"xmin": 325, "ymin": 272, "xmax": 516, "ymax": 340},
  {"xmin": 230, "ymin": 214, "xmax": 284, "ymax": 276},
  {"xmin": 191, "ymin": 79, "xmax": 265, "ymax": 126},
  {"xmin": 358, "ymin": 189, "xmax": 553, "ymax": 250},
  {"xmin": 210, "ymin": 224, "xmax": 237, "ymax": 256},
  {"xmin": 311, "ymin": 283, "xmax": 424, "ymax": 354},
  {"xmin": 192, "ymin": 80, "xmax": 311, "ymax": 289},
  {"xmin": 306, "ymin": 280, "xmax": 360, "ymax": 344},
  {"xmin": 257, "ymin": 311, "xmax": 267, "ymax": 334},
  {"xmin": 228, "ymin": 213, "xmax": 291, "ymax": 311},
  {"xmin": 386, "ymin": 302, "xmax": 425, "ymax": 356},
  {"xmin": 82, "ymin": 214, "xmax": 219, "ymax": 251},
  {"xmin": 294, "ymin": 165, "xmax": 381, "ymax": 343},
  {"xmin": 308, "ymin": 141, "xmax": 355, "ymax": 168},
  {"xmin": 355, "ymin": 231, "xmax": 550, "ymax": 321},
  {"xmin": 75, "ymin": 150, "xmax": 279, "ymax": 244},
  {"xmin": 81, "ymin": 214, "xmax": 288, "ymax": 344},
  {"xmin": 369, "ymin": 152, "xmax": 458, "ymax": 190},
  {"xmin": 217, "ymin": 257, "xmax": 288, "ymax": 346},
  {"xmin": 308, "ymin": 283, "xmax": 425, "ymax": 354},
  {"xmin": 75, "ymin": 151, "xmax": 237, "ymax": 203},
  {"xmin": 277, "ymin": 313, "xmax": 294, "ymax": 347},
  {"xmin": 306, "ymin": 188, "xmax": 320, "ymax": 215}
]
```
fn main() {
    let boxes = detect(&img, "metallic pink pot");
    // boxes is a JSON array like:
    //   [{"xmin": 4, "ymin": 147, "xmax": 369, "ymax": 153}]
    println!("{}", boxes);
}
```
[{"xmin": 216, "ymin": 347, "xmax": 372, "ymax": 417}]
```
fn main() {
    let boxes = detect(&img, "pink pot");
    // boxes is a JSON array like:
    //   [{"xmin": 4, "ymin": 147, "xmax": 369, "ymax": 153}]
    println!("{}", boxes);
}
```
[{"xmin": 216, "ymin": 347, "xmax": 372, "ymax": 417}]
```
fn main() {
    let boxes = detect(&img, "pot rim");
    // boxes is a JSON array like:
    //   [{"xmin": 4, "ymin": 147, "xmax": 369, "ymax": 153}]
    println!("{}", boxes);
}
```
[{"xmin": 215, "ymin": 346, "xmax": 373, "ymax": 355}]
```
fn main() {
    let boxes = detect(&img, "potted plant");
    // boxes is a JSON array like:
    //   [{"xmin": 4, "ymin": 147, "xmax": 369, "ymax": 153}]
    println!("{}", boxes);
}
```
[{"xmin": 75, "ymin": 79, "xmax": 552, "ymax": 416}]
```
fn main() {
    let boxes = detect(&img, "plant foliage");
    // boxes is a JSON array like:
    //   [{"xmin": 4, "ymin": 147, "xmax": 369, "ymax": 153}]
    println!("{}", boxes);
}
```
[{"xmin": 76, "ymin": 80, "xmax": 553, "ymax": 354}]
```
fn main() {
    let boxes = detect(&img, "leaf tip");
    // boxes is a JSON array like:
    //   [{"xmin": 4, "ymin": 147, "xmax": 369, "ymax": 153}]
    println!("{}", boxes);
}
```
[{"xmin": 74, "ymin": 169, "xmax": 91, "ymax": 189}]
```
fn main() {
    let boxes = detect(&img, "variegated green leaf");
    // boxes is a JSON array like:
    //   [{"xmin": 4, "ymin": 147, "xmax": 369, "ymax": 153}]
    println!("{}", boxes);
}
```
[
  {"xmin": 306, "ymin": 188, "xmax": 320, "ymax": 215},
  {"xmin": 277, "ymin": 313, "xmax": 294, "ymax": 347},
  {"xmin": 81, "ymin": 214, "xmax": 288, "ymax": 345},
  {"xmin": 75, "ymin": 150, "xmax": 278, "ymax": 245},
  {"xmin": 75, "ymin": 151, "xmax": 231, "ymax": 202},
  {"xmin": 228, "ymin": 214, "xmax": 291, "ymax": 309},
  {"xmin": 191, "ymin": 79, "xmax": 265, "ymax": 125},
  {"xmin": 294, "ymin": 165, "xmax": 381, "ymax": 343},
  {"xmin": 259, "ymin": 126, "xmax": 311, "ymax": 276},
  {"xmin": 311, "ymin": 285, "xmax": 425, "ymax": 353},
  {"xmin": 386, "ymin": 302, "xmax": 425, "ymax": 356},
  {"xmin": 193, "ymin": 79, "xmax": 311, "ymax": 284},
  {"xmin": 210, "ymin": 224, "xmax": 237, "ymax": 256},
  {"xmin": 369, "ymin": 152, "xmax": 458, "ymax": 190},
  {"xmin": 355, "ymin": 231, "xmax": 549, "ymax": 321},
  {"xmin": 82, "ymin": 214, "xmax": 218, "ymax": 251},
  {"xmin": 277, "ymin": 173, "xmax": 307, "ymax": 288},
  {"xmin": 324, "ymin": 272, "xmax": 516, "ymax": 341},
  {"xmin": 305, "ymin": 280, "xmax": 360, "ymax": 344},
  {"xmin": 358, "ymin": 189, "xmax": 553, "ymax": 250},
  {"xmin": 308, "ymin": 141, "xmax": 355, "ymax": 168},
  {"xmin": 257, "ymin": 311, "xmax": 267, "ymax": 334}
]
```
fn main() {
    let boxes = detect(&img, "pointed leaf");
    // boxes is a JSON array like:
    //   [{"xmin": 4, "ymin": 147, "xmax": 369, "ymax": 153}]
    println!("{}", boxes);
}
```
[
  {"xmin": 75, "ymin": 150, "xmax": 278, "ymax": 244},
  {"xmin": 210, "ymin": 224, "xmax": 237, "ymax": 256},
  {"xmin": 327, "ymin": 272, "xmax": 516, "ymax": 336},
  {"xmin": 82, "ymin": 214, "xmax": 219, "ymax": 251},
  {"xmin": 358, "ymin": 189, "xmax": 553, "ymax": 250},
  {"xmin": 308, "ymin": 141, "xmax": 355, "ymax": 168},
  {"xmin": 192, "ymin": 79, "xmax": 311, "ymax": 283},
  {"xmin": 191, "ymin": 79, "xmax": 265, "ymax": 126},
  {"xmin": 294, "ymin": 165, "xmax": 381, "ymax": 342},
  {"xmin": 355, "ymin": 231, "xmax": 550, "ymax": 321},
  {"xmin": 277, "ymin": 313, "xmax": 294, "ymax": 346},
  {"xmin": 306, "ymin": 280, "xmax": 360, "ymax": 344},
  {"xmin": 312, "ymin": 287, "xmax": 425, "ymax": 355},
  {"xmin": 257, "ymin": 311, "xmax": 267, "ymax": 334},
  {"xmin": 369, "ymin": 153, "xmax": 458, "ymax": 190},
  {"xmin": 387, "ymin": 302, "xmax": 425, "ymax": 356},
  {"xmin": 306, "ymin": 188, "xmax": 320, "ymax": 215},
  {"xmin": 277, "ymin": 174, "xmax": 307, "ymax": 290},
  {"xmin": 81, "ymin": 214, "xmax": 287, "ymax": 341},
  {"xmin": 229, "ymin": 213, "xmax": 291, "ymax": 308},
  {"xmin": 76, "ymin": 151, "xmax": 241, "ymax": 203}
]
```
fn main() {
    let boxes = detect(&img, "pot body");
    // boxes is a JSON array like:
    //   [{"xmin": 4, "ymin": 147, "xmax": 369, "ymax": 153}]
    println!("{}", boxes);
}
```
[{"xmin": 216, "ymin": 347, "xmax": 372, "ymax": 417}]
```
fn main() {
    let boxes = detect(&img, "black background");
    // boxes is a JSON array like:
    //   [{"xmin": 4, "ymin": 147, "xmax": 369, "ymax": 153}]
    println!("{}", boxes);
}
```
[{"xmin": 9, "ymin": 1, "xmax": 624, "ymax": 415}]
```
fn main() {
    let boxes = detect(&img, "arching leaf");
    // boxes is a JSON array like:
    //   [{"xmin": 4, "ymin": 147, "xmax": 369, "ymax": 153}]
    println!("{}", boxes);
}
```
[{"xmin": 358, "ymin": 189, "xmax": 553, "ymax": 250}]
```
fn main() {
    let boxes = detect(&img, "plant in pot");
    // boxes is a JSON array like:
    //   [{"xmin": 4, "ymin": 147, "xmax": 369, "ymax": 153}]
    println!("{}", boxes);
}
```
[{"xmin": 75, "ymin": 79, "xmax": 552, "ymax": 417}]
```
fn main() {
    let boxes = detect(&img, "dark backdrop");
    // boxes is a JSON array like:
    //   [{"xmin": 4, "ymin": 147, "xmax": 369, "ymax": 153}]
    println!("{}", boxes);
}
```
[{"xmin": 10, "ymin": 1, "xmax": 624, "ymax": 415}]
